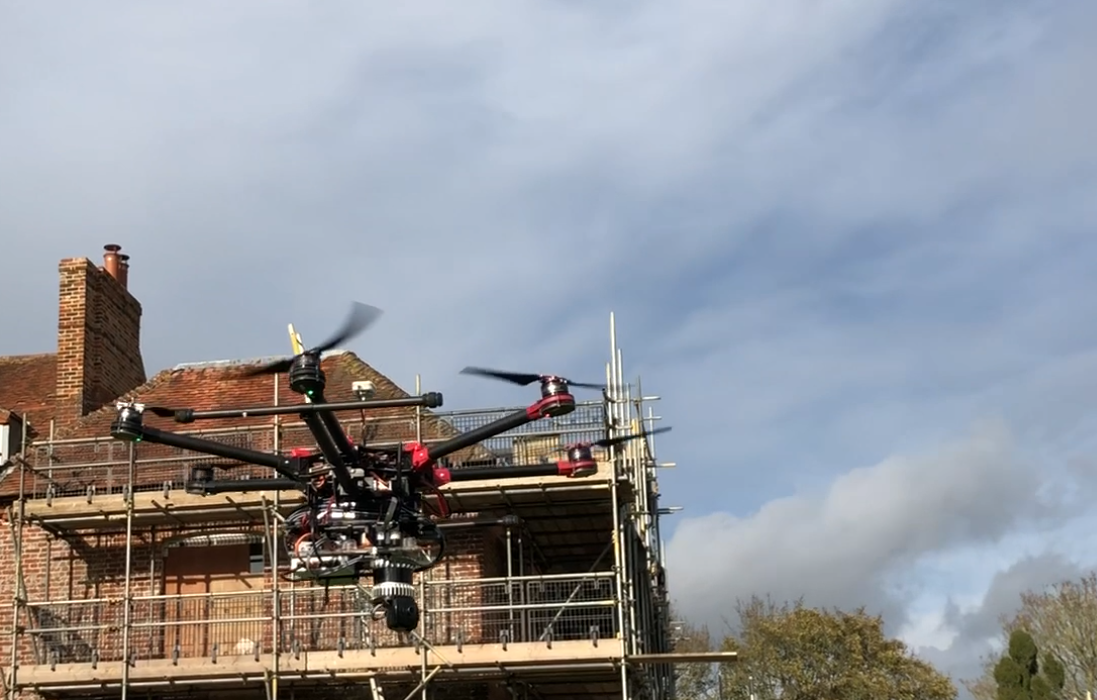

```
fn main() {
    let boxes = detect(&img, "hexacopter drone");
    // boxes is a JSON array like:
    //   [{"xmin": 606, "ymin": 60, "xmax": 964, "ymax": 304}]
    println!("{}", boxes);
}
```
[{"xmin": 108, "ymin": 303, "xmax": 667, "ymax": 634}]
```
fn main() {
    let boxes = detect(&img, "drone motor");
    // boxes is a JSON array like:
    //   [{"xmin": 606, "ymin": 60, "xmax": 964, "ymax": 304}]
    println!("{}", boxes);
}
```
[{"xmin": 288, "ymin": 352, "xmax": 325, "ymax": 398}]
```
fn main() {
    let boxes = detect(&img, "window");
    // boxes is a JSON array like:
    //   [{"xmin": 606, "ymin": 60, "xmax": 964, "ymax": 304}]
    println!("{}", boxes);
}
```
[{"xmin": 248, "ymin": 541, "xmax": 267, "ymax": 573}]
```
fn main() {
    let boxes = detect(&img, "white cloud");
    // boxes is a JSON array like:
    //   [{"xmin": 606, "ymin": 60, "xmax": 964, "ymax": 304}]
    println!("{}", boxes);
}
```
[
  {"xmin": 665, "ymin": 428, "xmax": 1097, "ymax": 698},
  {"xmin": 664, "ymin": 422, "xmax": 1061, "ymax": 628},
  {"xmin": 899, "ymin": 607, "xmax": 957, "ymax": 654}
]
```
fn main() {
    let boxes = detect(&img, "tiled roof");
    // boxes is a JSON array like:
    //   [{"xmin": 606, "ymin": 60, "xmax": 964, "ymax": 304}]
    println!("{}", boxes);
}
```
[
  {"xmin": 0, "ymin": 354, "xmax": 58, "ymax": 434},
  {"xmin": 54, "ymin": 351, "xmax": 432, "ymax": 437},
  {"xmin": 0, "ymin": 351, "xmax": 491, "ymax": 499}
]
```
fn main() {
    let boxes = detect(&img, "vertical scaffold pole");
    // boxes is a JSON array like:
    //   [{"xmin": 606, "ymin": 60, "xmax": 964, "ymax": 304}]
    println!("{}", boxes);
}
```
[
  {"xmin": 609, "ymin": 314, "xmax": 631, "ymax": 700},
  {"xmin": 415, "ymin": 374, "xmax": 422, "ymax": 444},
  {"xmin": 5, "ymin": 414, "xmax": 29, "ymax": 700},
  {"xmin": 262, "ymin": 501, "xmax": 279, "ymax": 700},
  {"xmin": 270, "ymin": 372, "xmax": 281, "ymax": 700},
  {"xmin": 414, "ymin": 373, "xmax": 430, "ymax": 700},
  {"xmin": 623, "ymin": 375, "xmax": 639, "ymax": 663},
  {"xmin": 120, "ymin": 440, "xmax": 136, "ymax": 700}
]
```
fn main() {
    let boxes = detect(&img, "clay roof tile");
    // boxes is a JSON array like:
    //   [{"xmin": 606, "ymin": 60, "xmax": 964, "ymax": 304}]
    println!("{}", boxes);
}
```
[
  {"xmin": 0, "ymin": 351, "xmax": 491, "ymax": 499},
  {"xmin": 0, "ymin": 354, "xmax": 58, "ymax": 433}
]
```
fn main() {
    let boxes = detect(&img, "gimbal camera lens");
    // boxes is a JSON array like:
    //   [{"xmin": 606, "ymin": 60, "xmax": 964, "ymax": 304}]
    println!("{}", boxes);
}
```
[{"xmin": 386, "ymin": 595, "xmax": 419, "ymax": 633}]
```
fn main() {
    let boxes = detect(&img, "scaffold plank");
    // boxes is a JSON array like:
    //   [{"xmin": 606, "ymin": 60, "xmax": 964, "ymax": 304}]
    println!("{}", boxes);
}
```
[
  {"xmin": 15, "ymin": 640, "xmax": 621, "ymax": 689},
  {"xmin": 21, "ymin": 490, "xmax": 301, "ymax": 530},
  {"xmin": 627, "ymin": 651, "xmax": 740, "ymax": 664},
  {"xmin": 19, "ymin": 462, "xmax": 615, "ymax": 530}
]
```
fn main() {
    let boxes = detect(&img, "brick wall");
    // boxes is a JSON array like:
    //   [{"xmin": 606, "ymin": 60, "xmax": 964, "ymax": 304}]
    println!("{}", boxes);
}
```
[
  {"xmin": 0, "ymin": 519, "xmax": 503, "ymax": 671},
  {"xmin": 54, "ymin": 255, "xmax": 145, "ymax": 426},
  {"xmin": 0, "ymin": 521, "xmax": 162, "ymax": 670}
]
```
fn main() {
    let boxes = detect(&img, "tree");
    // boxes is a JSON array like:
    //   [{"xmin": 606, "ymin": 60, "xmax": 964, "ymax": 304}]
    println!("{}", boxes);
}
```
[
  {"xmin": 992, "ymin": 629, "xmax": 1065, "ymax": 700},
  {"xmin": 669, "ymin": 605, "xmax": 719, "ymax": 700},
  {"xmin": 717, "ymin": 596, "xmax": 957, "ymax": 700},
  {"xmin": 966, "ymin": 572, "xmax": 1097, "ymax": 700}
]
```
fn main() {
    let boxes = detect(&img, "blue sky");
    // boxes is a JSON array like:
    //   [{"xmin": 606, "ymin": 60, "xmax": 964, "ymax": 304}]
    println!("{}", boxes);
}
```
[{"xmin": 2, "ymin": 1, "xmax": 1095, "ymax": 695}]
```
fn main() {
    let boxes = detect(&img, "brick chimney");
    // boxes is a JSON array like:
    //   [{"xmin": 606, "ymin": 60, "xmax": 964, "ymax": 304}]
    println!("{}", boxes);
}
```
[{"xmin": 55, "ymin": 245, "xmax": 147, "ymax": 420}]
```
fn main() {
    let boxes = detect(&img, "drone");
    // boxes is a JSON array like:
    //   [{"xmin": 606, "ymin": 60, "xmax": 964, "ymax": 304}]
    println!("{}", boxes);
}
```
[{"xmin": 108, "ymin": 303, "xmax": 668, "ymax": 634}]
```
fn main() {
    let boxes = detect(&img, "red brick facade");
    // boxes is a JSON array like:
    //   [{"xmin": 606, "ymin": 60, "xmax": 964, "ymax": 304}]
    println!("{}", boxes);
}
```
[{"xmin": 0, "ymin": 523, "xmax": 504, "ymax": 668}]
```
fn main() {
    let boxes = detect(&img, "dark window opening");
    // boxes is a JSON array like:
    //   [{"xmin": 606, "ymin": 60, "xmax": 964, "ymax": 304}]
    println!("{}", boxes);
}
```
[{"xmin": 249, "ymin": 541, "xmax": 267, "ymax": 573}]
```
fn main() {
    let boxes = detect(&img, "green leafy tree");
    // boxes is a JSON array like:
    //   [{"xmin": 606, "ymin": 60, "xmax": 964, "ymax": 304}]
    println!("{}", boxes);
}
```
[
  {"xmin": 669, "ymin": 605, "xmax": 718, "ymax": 700},
  {"xmin": 717, "ymin": 596, "xmax": 956, "ymax": 700},
  {"xmin": 966, "ymin": 572, "xmax": 1097, "ymax": 700},
  {"xmin": 992, "ymin": 629, "xmax": 1065, "ymax": 700}
]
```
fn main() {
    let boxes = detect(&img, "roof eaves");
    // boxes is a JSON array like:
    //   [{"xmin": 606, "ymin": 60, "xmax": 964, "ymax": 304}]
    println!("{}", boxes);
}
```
[
  {"xmin": 0, "ymin": 351, "xmax": 57, "ymax": 364},
  {"xmin": 171, "ymin": 348, "xmax": 353, "ymax": 372}
]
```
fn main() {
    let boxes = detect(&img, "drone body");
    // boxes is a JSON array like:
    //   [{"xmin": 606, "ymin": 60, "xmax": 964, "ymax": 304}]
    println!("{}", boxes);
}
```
[{"xmin": 107, "ymin": 303, "xmax": 667, "ymax": 634}]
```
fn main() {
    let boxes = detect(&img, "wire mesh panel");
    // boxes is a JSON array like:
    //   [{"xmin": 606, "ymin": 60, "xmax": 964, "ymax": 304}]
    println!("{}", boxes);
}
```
[
  {"xmin": 22, "ymin": 427, "xmax": 281, "ymax": 499},
  {"xmin": 421, "ymin": 573, "xmax": 618, "ymax": 647},
  {"xmin": 19, "ymin": 572, "xmax": 618, "ymax": 668}
]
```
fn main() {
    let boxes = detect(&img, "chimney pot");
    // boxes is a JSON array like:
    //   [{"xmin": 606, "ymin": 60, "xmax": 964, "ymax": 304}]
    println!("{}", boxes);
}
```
[
  {"xmin": 103, "ymin": 244, "xmax": 122, "ymax": 281},
  {"xmin": 118, "ymin": 253, "xmax": 130, "ymax": 288}
]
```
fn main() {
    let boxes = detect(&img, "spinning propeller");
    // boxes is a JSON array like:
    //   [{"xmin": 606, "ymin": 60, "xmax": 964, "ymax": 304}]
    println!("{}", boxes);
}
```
[
  {"xmin": 244, "ymin": 301, "xmax": 384, "ymax": 377},
  {"xmin": 562, "ymin": 426, "xmax": 672, "ymax": 461},
  {"xmin": 586, "ymin": 425, "xmax": 672, "ymax": 449},
  {"xmin": 141, "ymin": 302, "xmax": 384, "ymax": 418},
  {"xmin": 143, "ymin": 405, "xmax": 180, "ymax": 418},
  {"xmin": 460, "ymin": 366, "xmax": 604, "ymax": 390}
]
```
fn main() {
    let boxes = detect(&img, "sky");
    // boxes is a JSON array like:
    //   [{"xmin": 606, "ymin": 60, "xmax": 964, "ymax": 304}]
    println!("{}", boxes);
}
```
[{"xmin": 1, "ymin": 1, "xmax": 1095, "ymax": 696}]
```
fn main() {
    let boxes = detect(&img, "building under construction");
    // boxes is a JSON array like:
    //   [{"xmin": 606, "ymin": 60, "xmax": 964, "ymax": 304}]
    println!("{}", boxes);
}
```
[{"xmin": 0, "ymin": 246, "xmax": 728, "ymax": 700}]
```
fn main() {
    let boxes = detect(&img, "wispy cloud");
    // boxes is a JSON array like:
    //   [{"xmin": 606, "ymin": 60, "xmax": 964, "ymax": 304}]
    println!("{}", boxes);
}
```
[{"xmin": 665, "ymin": 423, "xmax": 1078, "ymax": 626}]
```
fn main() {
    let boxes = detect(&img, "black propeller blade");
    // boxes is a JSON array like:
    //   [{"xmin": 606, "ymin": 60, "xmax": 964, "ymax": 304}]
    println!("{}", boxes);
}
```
[
  {"xmin": 243, "ymin": 302, "xmax": 384, "ymax": 377},
  {"xmin": 592, "ymin": 426, "xmax": 672, "ymax": 448},
  {"xmin": 459, "ymin": 366, "xmax": 604, "ymax": 390}
]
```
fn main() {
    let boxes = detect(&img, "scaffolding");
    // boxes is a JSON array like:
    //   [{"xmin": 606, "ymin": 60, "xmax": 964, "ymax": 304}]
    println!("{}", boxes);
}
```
[{"xmin": 0, "ymin": 315, "xmax": 732, "ymax": 700}]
